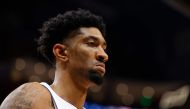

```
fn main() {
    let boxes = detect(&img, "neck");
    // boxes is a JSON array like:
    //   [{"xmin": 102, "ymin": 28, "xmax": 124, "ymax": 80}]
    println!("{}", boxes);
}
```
[{"xmin": 51, "ymin": 67, "xmax": 88, "ymax": 109}]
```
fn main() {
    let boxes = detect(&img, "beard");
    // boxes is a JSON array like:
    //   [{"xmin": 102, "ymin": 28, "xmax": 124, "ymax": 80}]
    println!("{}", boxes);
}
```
[{"xmin": 88, "ymin": 69, "xmax": 104, "ymax": 85}]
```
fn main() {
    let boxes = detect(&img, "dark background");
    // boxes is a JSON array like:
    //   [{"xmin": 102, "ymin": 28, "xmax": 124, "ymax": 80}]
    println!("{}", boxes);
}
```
[{"xmin": 1, "ymin": 0, "xmax": 190, "ymax": 108}]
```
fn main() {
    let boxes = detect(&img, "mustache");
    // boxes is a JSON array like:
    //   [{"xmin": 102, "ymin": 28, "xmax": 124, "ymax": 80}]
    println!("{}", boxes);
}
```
[{"xmin": 88, "ymin": 69, "xmax": 103, "ymax": 85}]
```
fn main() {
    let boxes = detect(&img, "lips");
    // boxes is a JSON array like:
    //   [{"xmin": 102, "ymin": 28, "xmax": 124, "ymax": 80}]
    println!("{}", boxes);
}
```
[
  {"xmin": 96, "ymin": 63, "xmax": 105, "ymax": 69},
  {"xmin": 94, "ymin": 63, "xmax": 105, "ymax": 74}
]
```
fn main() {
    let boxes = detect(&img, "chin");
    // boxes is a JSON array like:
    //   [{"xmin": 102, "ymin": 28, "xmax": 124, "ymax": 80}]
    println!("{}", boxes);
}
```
[{"xmin": 88, "ymin": 69, "xmax": 104, "ymax": 85}]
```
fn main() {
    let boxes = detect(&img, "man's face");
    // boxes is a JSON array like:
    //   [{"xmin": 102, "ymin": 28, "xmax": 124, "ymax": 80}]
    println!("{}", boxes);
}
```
[{"xmin": 66, "ymin": 27, "xmax": 108, "ymax": 86}]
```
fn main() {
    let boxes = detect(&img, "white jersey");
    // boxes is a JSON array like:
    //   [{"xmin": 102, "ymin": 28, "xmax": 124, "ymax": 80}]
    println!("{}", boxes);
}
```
[{"xmin": 40, "ymin": 82, "xmax": 85, "ymax": 109}]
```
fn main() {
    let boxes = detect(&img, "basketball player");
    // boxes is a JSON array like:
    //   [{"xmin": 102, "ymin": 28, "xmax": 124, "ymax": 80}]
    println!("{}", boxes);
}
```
[{"xmin": 0, "ymin": 8, "xmax": 108, "ymax": 109}]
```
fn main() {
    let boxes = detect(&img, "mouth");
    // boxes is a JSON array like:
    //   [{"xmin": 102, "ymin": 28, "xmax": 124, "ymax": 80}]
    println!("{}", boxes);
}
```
[{"xmin": 94, "ymin": 63, "xmax": 106, "ymax": 74}]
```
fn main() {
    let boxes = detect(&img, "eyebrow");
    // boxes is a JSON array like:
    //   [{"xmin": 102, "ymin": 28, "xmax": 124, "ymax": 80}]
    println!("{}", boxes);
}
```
[{"xmin": 87, "ymin": 35, "xmax": 107, "ymax": 48}]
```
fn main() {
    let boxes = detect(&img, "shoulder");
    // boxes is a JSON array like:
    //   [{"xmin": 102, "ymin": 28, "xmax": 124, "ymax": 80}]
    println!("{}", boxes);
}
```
[{"xmin": 0, "ymin": 82, "xmax": 53, "ymax": 109}]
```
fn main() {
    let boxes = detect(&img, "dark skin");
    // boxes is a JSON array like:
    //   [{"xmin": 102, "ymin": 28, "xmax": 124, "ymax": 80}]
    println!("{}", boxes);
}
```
[
  {"xmin": 0, "ymin": 83, "xmax": 54, "ymax": 109},
  {"xmin": 0, "ymin": 27, "xmax": 108, "ymax": 109}
]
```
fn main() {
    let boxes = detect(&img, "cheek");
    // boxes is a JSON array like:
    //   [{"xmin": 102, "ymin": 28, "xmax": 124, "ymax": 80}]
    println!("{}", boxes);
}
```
[{"xmin": 71, "ymin": 47, "xmax": 93, "ymax": 66}]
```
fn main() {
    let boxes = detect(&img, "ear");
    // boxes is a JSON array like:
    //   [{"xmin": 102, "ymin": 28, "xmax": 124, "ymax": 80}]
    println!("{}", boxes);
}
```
[{"xmin": 53, "ymin": 44, "xmax": 69, "ymax": 62}]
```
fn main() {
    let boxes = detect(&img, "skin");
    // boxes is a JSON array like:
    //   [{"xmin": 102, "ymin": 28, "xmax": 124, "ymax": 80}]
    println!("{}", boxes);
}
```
[
  {"xmin": 0, "ymin": 27, "xmax": 108, "ymax": 109},
  {"xmin": 0, "ymin": 82, "xmax": 54, "ymax": 109}
]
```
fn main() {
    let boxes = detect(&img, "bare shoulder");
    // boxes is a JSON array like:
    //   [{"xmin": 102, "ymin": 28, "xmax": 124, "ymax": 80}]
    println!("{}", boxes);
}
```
[{"xmin": 0, "ymin": 82, "xmax": 54, "ymax": 109}]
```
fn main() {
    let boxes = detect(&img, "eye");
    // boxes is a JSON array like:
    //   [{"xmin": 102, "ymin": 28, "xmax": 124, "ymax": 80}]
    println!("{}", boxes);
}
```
[
  {"xmin": 102, "ymin": 45, "xmax": 107, "ymax": 52},
  {"xmin": 86, "ymin": 41, "xmax": 97, "ymax": 47},
  {"xmin": 103, "ymin": 48, "xmax": 108, "ymax": 53}
]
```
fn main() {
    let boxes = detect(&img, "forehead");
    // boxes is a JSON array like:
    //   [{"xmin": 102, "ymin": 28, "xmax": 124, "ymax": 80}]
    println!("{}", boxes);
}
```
[{"xmin": 78, "ymin": 27, "xmax": 106, "ymax": 42}]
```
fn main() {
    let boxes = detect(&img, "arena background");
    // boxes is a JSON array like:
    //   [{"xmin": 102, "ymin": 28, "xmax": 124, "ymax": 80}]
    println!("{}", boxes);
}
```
[{"xmin": 1, "ymin": 0, "xmax": 190, "ymax": 108}]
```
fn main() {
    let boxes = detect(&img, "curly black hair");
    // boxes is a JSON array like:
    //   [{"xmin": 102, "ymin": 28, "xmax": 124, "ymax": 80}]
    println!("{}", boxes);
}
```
[{"xmin": 37, "ymin": 8, "xmax": 106, "ymax": 64}]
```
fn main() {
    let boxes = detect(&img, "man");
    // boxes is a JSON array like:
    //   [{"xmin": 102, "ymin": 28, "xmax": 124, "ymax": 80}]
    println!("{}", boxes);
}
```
[{"xmin": 0, "ymin": 8, "xmax": 108, "ymax": 109}]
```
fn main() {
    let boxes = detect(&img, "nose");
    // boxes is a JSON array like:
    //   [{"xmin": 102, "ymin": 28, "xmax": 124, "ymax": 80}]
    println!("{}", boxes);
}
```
[{"xmin": 96, "ymin": 48, "xmax": 108, "ymax": 63}]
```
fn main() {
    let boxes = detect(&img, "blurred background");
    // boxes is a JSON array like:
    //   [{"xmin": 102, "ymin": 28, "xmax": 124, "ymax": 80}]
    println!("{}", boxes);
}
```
[{"xmin": 1, "ymin": 0, "xmax": 190, "ymax": 109}]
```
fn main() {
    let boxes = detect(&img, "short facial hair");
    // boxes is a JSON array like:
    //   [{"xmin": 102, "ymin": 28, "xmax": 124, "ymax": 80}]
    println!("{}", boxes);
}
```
[{"xmin": 88, "ymin": 69, "xmax": 104, "ymax": 85}]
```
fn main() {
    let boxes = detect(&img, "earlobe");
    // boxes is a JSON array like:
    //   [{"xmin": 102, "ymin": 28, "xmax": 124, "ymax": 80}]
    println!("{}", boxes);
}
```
[{"xmin": 53, "ymin": 44, "xmax": 69, "ymax": 62}]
